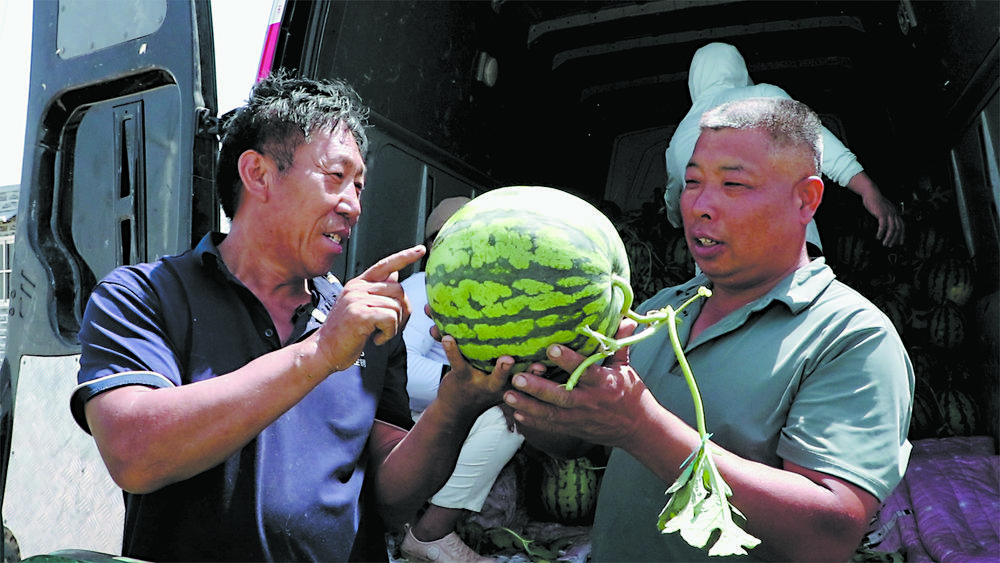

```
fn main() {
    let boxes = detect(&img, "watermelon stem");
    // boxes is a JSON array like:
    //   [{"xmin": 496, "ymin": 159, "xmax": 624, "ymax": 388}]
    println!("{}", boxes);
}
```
[
  {"xmin": 665, "ymin": 289, "xmax": 710, "ymax": 437},
  {"xmin": 614, "ymin": 273, "xmax": 635, "ymax": 318},
  {"xmin": 656, "ymin": 286, "xmax": 761, "ymax": 555},
  {"xmin": 564, "ymin": 286, "xmax": 711, "ymax": 391},
  {"xmin": 562, "ymin": 274, "xmax": 638, "ymax": 390},
  {"xmin": 562, "ymin": 285, "xmax": 759, "ymax": 554}
]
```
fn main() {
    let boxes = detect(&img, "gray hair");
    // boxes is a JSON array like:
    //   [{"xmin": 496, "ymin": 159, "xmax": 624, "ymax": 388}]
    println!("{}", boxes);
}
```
[
  {"xmin": 216, "ymin": 72, "xmax": 370, "ymax": 218},
  {"xmin": 699, "ymin": 97, "xmax": 823, "ymax": 175}
]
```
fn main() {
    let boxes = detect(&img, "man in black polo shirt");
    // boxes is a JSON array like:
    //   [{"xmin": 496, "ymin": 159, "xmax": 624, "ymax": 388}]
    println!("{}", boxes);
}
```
[{"xmin": 71, "ymin": 74, "xmax": 512, "ymax": 562}]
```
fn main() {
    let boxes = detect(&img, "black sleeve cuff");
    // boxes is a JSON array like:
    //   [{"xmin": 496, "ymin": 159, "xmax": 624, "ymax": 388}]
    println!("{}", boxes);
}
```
[{"xmin": 70, "ymin": 371, "xmax": 175, "ymax": 434}]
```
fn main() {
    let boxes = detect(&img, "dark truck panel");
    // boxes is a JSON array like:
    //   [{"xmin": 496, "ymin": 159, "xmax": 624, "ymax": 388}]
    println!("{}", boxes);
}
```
[
  {"xmin": 2, "ymin": 1, "xmax": 217, "ymax": 557},
  {"xmin": 8, "ymin": 0, "xmax": 218, "ymax": 357}
]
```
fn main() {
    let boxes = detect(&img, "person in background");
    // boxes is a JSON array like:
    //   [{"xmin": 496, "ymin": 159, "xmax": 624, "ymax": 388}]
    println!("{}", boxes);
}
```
[
  {"xmin": 499, "ymin": 97, "xmax": 913, "ymax": 562},
  {"xmin": 71, "ymin": 74, "xmax": 512, "ymax": 563},
  {"xmin": 400, "ymin": 196, "xmax": 524, "ymax": 563},
  {"xmin": 664, "ymin": 42, "xmax": 905, "ymax": 252}
]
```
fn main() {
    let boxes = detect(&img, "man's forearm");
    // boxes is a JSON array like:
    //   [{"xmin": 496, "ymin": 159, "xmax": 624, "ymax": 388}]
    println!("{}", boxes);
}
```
[
  {"xmin": 623, "ymin": 407, "xmax": 877, "ymax": 562},
  {"xmin": 86, "ymin": 339, "xmax": 337, "ymax": 494},
  {"xmin": 845, "ymin": 171, "xmax": 881, "ymax": 200},
  {"xmin": 371, "ymin": 402, "xmax": 482, "ymax": 527}
]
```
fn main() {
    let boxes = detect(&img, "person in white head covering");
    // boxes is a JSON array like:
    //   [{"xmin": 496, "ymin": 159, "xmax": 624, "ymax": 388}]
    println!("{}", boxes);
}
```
[{"xmin": 664, "ymin": 42, "xmax": 904, "ymax": 251}]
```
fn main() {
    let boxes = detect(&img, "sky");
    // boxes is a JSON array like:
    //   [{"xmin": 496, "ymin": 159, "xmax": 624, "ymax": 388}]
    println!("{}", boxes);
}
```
[{"xmin": 0, "ymin": 0, "xmax": 274, "ymax": 187}]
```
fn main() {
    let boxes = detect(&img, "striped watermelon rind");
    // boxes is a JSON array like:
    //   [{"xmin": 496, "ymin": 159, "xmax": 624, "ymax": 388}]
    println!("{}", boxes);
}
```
[
  {"xmin": 922, "ymin": 256, "xmax": 974, "ymax": 307},
  {"xmin": 871, "ymin": 294, "xmax": 910, "ymax": 336},
  {"xmin": 540, "ymin": 456, "xmax": 602, "ymax": 524},
  {"xmin": 909, "ymin": 381, "xmax": 946, "ymax": 439},
  {"xmin": 941, "ymin": 388, "xmax": 979, "ymax": 436},
  {"xmin": 834, "ymin": 234, "xmax": 872, "ymax": 270},
  {"xmin": 927, "ymin": 303, "xmax": 966, "ymax": 350},
  {"xmin": 425, "ymin": 186, "xmax": 631, "ymax": 375},
  {"xmin": 915, "ymin": 226, "xmax": 947, "ymax": 260}
]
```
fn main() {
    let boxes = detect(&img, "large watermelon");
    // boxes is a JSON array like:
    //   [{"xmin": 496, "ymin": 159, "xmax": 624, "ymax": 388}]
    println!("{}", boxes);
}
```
[{"xmin": 425, "ymin": 186, "xmax": 631, "ymax": 375}]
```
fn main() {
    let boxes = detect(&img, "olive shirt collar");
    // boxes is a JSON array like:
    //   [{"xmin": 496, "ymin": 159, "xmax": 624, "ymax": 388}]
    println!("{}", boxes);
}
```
[{"xmin": 642, "ymin": 258, "xmax": 836, "ymax": 352}]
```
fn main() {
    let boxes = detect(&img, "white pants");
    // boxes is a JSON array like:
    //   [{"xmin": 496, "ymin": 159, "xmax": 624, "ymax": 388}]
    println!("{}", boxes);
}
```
[{"xmin": 429, "ymin": 405, "xmax": 524, "ymax": 512}]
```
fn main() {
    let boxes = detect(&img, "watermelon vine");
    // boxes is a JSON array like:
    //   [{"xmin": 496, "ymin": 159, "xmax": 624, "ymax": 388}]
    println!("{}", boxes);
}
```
[{"xmin": 571, "ymin": 285, "xmax": 761, "ymax": 556}]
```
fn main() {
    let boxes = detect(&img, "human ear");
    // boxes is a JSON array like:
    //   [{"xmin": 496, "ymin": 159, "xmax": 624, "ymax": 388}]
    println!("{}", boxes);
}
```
[
  {"xmin": 796, "ymin": 175, "xmax": 824, "ymax": 224},
  {"xmin": 237, "ymin": 150, "xmax": 274, "ymax": 203}
]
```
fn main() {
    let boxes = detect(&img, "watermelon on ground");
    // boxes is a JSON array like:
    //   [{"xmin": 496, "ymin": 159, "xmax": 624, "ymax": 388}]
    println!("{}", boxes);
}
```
[{"xmin": 539, "ymin": 456, "xmax": 602, "ymax": 525}]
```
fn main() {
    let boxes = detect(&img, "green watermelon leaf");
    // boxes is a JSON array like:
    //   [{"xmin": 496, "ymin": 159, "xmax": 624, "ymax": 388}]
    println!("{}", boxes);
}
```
[
  {"xmin": 484, "ymin": 527, "xmax": 560, "ymax": 561},
  {"xmin": 657, "ymin": 435, "xmax": 761, "ymax": 556}
]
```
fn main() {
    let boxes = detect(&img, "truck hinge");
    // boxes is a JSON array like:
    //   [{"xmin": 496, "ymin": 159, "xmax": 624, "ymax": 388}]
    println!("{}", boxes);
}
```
[{"xmin": 196, "ymin": 107, "xmax": 220, "ymax": 138}]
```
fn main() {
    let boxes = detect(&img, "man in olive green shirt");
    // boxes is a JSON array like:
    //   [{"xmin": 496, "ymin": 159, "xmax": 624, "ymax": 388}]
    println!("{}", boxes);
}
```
[{"xmin": 500, "ymin": 97, "xmax": 913, "ymax": 562}]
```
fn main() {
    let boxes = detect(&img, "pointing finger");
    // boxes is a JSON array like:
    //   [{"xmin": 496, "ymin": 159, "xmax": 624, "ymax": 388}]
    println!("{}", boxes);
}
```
[{"xmin": 361, "ymin": 245, "xmax": 426, "ymax": 282}]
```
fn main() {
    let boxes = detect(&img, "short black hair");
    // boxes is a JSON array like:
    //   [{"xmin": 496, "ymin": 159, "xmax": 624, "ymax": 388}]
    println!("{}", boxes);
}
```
[{"xmin": 216, "ymin": 72, "xmax": 370, "ymax": 219}]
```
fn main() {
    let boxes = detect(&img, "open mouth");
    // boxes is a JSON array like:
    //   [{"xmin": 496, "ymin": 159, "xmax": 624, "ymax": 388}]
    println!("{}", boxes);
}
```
[
  {"xmin": 695, "ymin": 237, "xmax": 720, "ymax": 247},
  {"xmin": 324, "ymin": 233, "xmax": 343, "ymax": 244}
]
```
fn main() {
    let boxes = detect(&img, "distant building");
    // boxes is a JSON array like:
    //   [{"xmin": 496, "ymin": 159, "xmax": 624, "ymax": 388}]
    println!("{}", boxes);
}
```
[{"xmin": 0, "ymin": 184, "xmax": 17, "ymax": 358}]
